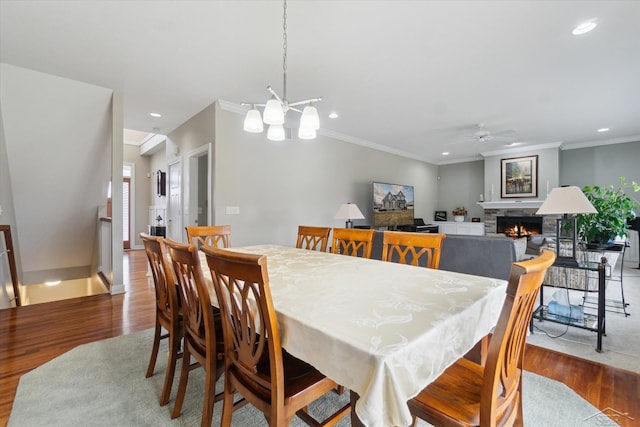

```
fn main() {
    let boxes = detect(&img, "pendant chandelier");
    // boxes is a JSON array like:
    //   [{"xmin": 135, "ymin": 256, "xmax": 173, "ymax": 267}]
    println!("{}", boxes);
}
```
[{"xmin": 241, "ymin": 0, "xmax": 322, "ymax": 141}]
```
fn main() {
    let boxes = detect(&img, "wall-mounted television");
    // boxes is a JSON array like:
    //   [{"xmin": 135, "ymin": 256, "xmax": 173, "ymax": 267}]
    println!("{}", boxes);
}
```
[{"xmin": 372, "ymin": 181, "xmax": 414, "ymax": 228}]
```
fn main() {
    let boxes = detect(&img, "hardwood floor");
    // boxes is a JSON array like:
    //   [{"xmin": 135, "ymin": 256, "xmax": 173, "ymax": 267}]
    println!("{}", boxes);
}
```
[{"xmin": 1, "ymin": 249, "xmax": 638, "ymax": 426}]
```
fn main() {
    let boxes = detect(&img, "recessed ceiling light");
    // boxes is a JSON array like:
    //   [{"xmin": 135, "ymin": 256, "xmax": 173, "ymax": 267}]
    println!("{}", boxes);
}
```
[
  {"xmin": 149, "ymin": 112, "xmax": 162, "ymax": 118},
  {"xmin": 442, "ymin": 152, "xmax": 450, "ymax": 156},
  {"xmin": 572, "ymin": 20, "xmax": 597, "ymax": 35},
  {"xmin": 597, "ymin": 127, "xmax": 610, "ymax": 132},
  {"xmin": 328, "ymin": 112, "xmax": 339, "ymax": 119}
]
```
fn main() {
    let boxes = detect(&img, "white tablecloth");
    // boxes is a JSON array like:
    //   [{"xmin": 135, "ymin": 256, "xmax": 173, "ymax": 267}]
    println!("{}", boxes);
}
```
[{"xmin": 200, "ymin": 245, "xmax": 507, "ymax": 427}]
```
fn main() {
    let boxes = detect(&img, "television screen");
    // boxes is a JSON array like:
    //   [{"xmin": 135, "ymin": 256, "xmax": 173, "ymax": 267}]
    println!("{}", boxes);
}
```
[{"xmin": 372, "ymin": 181, "xmax": 414, "ymax": 227}]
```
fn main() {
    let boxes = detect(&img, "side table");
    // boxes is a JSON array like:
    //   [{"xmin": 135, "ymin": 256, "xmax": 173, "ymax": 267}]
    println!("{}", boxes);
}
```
[{"xmin": 531, "ymin": 257, "xmax": 607, "ymax": 352}]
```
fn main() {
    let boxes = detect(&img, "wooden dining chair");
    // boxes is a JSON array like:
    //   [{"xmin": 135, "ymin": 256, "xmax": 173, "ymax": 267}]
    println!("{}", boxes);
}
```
[
  {"xmin": 201, "ymin": 245, "xmax": 351, "ymax": 426},
  {"xmin": 381, "ymin": 231, "xmax": 446, "ymax": 269},
  {"xmin": 331, "ymin": 228, "xmax": 376, "ymax": 258},
  {"xmin": 296, "ymin": 225, "xmax": 331, "ymax": 252},
  {"xmin": 185, "ymin": 225, "xmax": 231, "ymax": 249},
  {"xmin": 140, "ymin": 233, "xmax": 183, "ymax": 407},
  {"xmin": 164, "ymin": 238, "xmax": 225, "ymax": 427},
  {"xmin": 408, "ymin": 249, "xmax": 556, "ymax": 427}
]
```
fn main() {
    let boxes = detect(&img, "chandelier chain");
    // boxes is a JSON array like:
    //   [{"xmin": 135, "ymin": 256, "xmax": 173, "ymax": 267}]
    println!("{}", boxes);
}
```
[{"xmin": 282, "ymin": 0, "xmax": 288, "ymax": 100}]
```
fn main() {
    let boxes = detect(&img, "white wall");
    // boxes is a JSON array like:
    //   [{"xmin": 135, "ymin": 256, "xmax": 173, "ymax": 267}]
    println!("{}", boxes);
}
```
[{"xmin": 0, "ymin": 63, "xmax": 113, "ymax": 284}]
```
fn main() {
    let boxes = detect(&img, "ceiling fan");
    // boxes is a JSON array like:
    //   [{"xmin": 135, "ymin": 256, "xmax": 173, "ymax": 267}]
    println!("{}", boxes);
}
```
[{"xmin": 465, "ymin": 123, "xmax": 517, "ymax": 143}]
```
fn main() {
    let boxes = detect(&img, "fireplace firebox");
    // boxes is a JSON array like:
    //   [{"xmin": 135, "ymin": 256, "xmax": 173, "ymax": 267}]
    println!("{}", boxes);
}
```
[{"xmin": 496, "ymin": 216, "xmax": 543, "ymax": 238}]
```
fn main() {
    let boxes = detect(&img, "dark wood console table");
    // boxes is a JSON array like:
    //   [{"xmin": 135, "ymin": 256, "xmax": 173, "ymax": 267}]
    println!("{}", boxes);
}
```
[{"xmin": 531, "ymin": 257, "xmax": 607, "ymax": 352}]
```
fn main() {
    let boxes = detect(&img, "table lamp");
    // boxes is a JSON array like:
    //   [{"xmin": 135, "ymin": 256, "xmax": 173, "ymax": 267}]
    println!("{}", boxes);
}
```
[
  {"xmin": 536, "ymin": 185, "xmax": 597, "ymax": 267},
  {"xmin": 335, "ymin": 203, "xmax": 365, "ymax": 228}
]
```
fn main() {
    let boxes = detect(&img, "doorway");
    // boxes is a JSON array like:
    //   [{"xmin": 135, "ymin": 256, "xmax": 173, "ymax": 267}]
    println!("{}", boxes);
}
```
[
  {"xmin": 187, "ymin": 143, "xmax": 212, "ymax": 229},
  {"xmin": 167, "ymin": 159, "xmax": 182, "ymax": 241}
]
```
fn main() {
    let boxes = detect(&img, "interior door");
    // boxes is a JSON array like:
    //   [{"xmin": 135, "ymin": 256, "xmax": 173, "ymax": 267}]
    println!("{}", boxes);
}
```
[
  {"xmin": 123, "ymin": 177, "xmax": 131, "ymax": 249},
  {"xmin": 167, "ymin": 161, "xmax": 182, "ymax": 241}
]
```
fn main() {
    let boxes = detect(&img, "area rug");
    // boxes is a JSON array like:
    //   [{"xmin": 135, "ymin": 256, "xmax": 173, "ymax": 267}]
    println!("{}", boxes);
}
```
[
  {"xmin": 527, "ymin": 266, "xmax": 640, "ymax": 374},
  {"xmin": 9, "ymin": 329, "xmax": 617, "ymax": 426}
]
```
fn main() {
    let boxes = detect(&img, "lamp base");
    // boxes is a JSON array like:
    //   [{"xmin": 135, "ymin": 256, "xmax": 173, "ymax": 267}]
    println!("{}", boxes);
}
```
[
  {"xmin": 553, "ymin": 256, "xmax": 580, "ymax": 268},
  {"xmin": 345, "ymin": 220, "xmax": 353, "ymax": 229}
]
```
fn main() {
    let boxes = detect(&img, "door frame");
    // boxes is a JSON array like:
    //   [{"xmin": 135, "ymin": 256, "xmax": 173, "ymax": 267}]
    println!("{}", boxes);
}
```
[{"xmin": 186, "ymin": 143, "xmax": 212, "ymax": 228}]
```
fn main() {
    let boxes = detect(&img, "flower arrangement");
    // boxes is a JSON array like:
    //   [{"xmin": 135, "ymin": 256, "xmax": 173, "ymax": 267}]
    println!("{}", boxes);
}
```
[{"xmin": 452, "ymin": 206, "xmax": 468, "ymax": 216}]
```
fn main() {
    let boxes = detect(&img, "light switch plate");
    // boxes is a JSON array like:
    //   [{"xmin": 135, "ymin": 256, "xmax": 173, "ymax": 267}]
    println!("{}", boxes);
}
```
[{"xmin": 226, "ymin": 206, "xmax": 240, "ymax": 215}]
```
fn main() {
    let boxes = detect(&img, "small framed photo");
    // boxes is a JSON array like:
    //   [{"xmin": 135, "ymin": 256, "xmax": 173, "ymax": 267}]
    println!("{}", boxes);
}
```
[
  {"xmin": 434, "ymin": 211, "xmax": 447, "ymax": 221},
  {"xmin": 501, "ymin": 155, "xmax": 538, "ymax": 198},
  {"xmin": 471, "ymin": 217, "xmax": 481, "ymax": 222}
]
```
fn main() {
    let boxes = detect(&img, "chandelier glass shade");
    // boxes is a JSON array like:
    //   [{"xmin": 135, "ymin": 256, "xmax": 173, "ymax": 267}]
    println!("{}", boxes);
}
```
[
  {"xmin": 243, "ymin": 107, "xmax": 264, "ymax": 133},
  {"xmin": 267, "ymin": 124, "xmax": 286, "ymax": 142},
  {"xmin": 241, "ymin": 0, "xmax": 321, "ymax": 141}
]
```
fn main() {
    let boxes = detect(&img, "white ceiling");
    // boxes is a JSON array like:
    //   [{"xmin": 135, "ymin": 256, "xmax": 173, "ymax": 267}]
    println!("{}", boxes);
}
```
[{"xmin": 1, "ymin": 0, "xmax": 639, "ymax": 164}]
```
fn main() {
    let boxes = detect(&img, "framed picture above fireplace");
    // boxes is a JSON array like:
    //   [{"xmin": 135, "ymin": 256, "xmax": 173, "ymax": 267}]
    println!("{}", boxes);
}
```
[{"xmin": 500, "ymin": 155, "xmax": 538, "ymax": 198}]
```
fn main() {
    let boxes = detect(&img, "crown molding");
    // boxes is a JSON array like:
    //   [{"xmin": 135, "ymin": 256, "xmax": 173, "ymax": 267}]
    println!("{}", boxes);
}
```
[
  {"xmin": 480, "ymin": 142, "xmax": 563, "ymax": 158},
  {"xmin": 560, "ymin": 135, "xmax": 640, "ymax": 151},
  {"xmin": 217, "ymin": 99, "xmax": 431, "ymax": 163}
]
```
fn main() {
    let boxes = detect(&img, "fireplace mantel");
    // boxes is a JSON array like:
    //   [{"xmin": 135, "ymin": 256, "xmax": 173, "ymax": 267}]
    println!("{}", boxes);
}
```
[{"xmin": 478, "ymin": 201, "xmax": 544, "ymax": 209}]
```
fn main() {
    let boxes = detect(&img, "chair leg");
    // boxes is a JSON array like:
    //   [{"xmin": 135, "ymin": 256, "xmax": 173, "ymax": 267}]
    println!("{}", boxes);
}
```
[
  {"xmin": 220, "ymin": 376, "xmax": 235, "ymax": 427},
  {"xmin": 159, "ymin": 328, "xmax": 181, "ymax": 406},
  {"xmin": 200, "ymin": 366, "xmax": 216, "ymax": 427},
  {"xmin": 145, "ymin": 318, "xmax": 162, "ymax": 378},
  {"xmin": 171, "ymin": 345, "xmax": 191, "ymax": 419}
]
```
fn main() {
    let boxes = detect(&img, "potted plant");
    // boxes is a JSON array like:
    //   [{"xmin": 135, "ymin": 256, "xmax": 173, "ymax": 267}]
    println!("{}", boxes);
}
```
[
  {"xmin": 452, "ymin": 206, "xmax": 468, "ymax": 222},
  {"xmin": 576, "ymin": 176, "xmax": 639, "ymax": 248}
]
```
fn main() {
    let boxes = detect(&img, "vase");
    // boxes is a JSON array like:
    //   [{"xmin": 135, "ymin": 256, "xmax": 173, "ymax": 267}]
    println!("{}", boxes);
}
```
[{"xmin": 454, "ymin": 215, "xmax": 464, "ymax": 222}]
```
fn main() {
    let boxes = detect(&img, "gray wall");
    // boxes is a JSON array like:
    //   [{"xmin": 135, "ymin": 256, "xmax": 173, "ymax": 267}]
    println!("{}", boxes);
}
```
[
  {"xmin": 436, "ymin": 160, "xmax": 484, "ymax": 221},
  {"xmin": 0, "ymin": 63, "xmax": 113, "ymax": 285},
  {"xmin": 437, "ymin": 142, "xmax": 640, "ymax": 221},
  {"xmin": 124, "ymin": 144, "xmax": 151, "ymax": 248},
  {"xmin": 0, "ymin": 103, "xmax": 21, "ymax": 308},
  {"xmin": 483, "ymin": 146, "xmax": 559, "ymax": 202},
  {"xmin": 560, "ymin": 141, "xmax": 640, "ymax": 193},
  {"xmin": 209, "ymin": 103, "xmax": 438, "ymax": 247}
]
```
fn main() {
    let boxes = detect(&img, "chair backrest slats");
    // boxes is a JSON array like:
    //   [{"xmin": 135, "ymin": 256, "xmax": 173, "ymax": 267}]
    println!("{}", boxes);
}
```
[
  {"xmin": 331, "ymin": 228, "xmax": 376, "ymax": 258},
  {"xmin": 202, "ymin": 246, "xmax": 284, "ymax": 395},
  {"xmin": 185, "ymin": 225, "xmax": 231, "ymax": 249},
  {"xmin": 140, "ymin": 233, "xmax": 179, "ymax": 317},
  {"xmin": 296, "ymin": 225, "xmax": 331, "ymax": 252},
  {"xmin": 480, "ymin": 249, "xmax": 555, "ymax": 425},
  {"xmin": 381, "ymin": 231, "xmax": 446, "ymax": 269},
  {"xmin": 165, "ymin": 238, "xmax": 217, "ymax": 352}
]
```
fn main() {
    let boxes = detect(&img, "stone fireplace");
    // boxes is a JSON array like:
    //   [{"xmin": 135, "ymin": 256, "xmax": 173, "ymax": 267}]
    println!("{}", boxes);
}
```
[{"xmin": 483, "ymin": 207, "xmax": 556, "ymax": 236}]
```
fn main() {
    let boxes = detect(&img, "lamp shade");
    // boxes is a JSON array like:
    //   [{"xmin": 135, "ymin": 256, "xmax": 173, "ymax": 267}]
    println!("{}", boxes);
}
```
[
  {"xmin": 536, "ymin": 186, "xmax": 598, "ymax": 215},
  {"xmin": 300, "ymin": 105, "xmax": 320, "ymax": 130},
  {"xmin": 298, "ymin": 126, "xmax": 316, "ymax": 140},
  {"xmin": 267, "ymin": 124, "xmax": 286, "ymax": 141},
  {"xmin": 243, "ymin": 108, "xmax": 264, "ymax": 133},
  {"xmin": 334, "ymin": 203, "xmax": 365, "ymax": 220},
  {"xmin": 263, "ymin": 98, "xmax": 285, "ymax": 125}
]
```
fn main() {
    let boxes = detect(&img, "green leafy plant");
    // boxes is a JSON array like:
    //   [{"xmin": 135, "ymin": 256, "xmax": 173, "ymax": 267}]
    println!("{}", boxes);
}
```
[
  {"xmin": 452, "ymin": 206, "xmax": 468, "ymax": 216},
  {"xmin": 576, "ymin": 176, "xmax": 640, "ymax": 244}
]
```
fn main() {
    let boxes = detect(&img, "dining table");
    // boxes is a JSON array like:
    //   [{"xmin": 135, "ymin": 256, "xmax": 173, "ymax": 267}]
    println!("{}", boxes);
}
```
[{"xmin": 199, "ymin": 244, "xmax": 508, "ymax": 427}]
